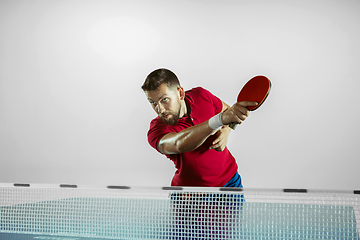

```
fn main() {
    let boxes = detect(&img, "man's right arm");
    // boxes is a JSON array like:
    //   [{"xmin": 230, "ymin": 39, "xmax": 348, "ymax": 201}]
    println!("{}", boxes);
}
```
[
  {"xmin": 159, "ymin": 120, "xmax": 217, "ymax": 154},
  {"xmin": 158, "ymin": 101, "xmax": 258, "ymax": 155}
]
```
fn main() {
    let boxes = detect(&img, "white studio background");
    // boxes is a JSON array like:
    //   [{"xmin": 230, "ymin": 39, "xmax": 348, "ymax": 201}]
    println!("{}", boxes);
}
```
[{"xmin": 0, "ymin": 0, "xmax": 359, "ymax": 190}]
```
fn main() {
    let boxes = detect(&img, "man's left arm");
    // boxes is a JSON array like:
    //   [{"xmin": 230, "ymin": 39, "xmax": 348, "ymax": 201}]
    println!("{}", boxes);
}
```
[{"xmin": 209, "ymin": 101, "xmax": 232, "ymax": 151}]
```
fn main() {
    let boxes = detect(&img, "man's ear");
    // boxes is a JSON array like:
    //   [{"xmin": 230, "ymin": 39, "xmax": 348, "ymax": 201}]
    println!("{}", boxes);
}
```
[{"xmin": 178, "ymin": 87, "xmax": 185, "ymax": 100}]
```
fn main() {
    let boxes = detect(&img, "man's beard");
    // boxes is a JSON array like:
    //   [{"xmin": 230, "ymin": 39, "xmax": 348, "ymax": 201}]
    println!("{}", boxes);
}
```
[{"xmin": 160, "ymin": 108, "xmax": 181, "ymax": 126}]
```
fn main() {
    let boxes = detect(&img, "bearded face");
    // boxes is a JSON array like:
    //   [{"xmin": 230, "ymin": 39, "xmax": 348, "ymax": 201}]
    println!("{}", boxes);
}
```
[
  {"xmin": 145, "ymin": 83, "xmax": 185, "ymax": 126},
  {"xmin": 159, "ymin": 105, "xmax": 182, "ymax": 126}
]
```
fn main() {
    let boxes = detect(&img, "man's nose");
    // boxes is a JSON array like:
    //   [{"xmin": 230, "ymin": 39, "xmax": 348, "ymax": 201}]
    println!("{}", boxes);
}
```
[{"xmin": 156, "ymin": 103, "xmax": 165, "ymax": 114}]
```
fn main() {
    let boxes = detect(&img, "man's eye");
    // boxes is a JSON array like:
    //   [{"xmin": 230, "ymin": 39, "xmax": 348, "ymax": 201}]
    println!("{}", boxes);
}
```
[{"xmin": 162, "ymin": 98, "xmax": 168, "ymax": 102}]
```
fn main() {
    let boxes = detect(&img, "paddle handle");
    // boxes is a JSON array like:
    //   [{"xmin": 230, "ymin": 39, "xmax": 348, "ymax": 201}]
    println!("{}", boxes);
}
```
[{"xmin": 229, "ymin": 122, "xmax": 238, "ymax": 130}]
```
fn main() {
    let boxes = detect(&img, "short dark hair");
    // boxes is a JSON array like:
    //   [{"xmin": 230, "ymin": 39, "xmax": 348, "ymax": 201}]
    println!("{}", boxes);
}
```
[{"xmin": 141, "ymin": 68, "xmax": 180, "ymax": 91}]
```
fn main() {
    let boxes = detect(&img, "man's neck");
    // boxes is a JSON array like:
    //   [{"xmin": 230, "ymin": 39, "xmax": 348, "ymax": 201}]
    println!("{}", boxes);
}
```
[{"xmin": 182, "ymin": 99, "xmax": 190, "ymax": 117}]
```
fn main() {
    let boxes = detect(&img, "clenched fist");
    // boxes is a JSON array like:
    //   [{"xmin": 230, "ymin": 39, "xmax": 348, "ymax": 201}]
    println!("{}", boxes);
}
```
[{"xmin": 221, "ymin": 101, "xmax": 258, "ymax": 126}]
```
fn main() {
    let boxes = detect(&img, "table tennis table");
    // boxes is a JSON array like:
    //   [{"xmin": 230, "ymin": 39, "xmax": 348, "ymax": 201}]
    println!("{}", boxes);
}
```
[{"xmin": 1, "ymin": 184, "xmax": 359, "ymax": 239}]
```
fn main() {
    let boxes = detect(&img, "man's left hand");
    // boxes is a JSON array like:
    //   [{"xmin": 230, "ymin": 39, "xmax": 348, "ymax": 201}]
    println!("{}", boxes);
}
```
[{"xmin": 209, "ymin": 126, "xmax": 231, "ymax": 151}]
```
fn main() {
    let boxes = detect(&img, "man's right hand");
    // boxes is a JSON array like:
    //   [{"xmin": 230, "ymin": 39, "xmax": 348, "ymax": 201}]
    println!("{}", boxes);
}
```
[{"xmin": 221, "ymin": 101, "xmax": 258, "ymax": 126}]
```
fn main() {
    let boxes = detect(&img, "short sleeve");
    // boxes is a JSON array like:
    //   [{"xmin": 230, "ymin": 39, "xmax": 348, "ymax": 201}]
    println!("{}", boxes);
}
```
[{"xmin": 147, "ymin": 118, "xmax": 173, "ymax": 153}]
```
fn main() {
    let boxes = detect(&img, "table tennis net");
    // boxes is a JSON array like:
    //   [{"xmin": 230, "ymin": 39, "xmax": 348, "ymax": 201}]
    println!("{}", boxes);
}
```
[{"xmin": 1, "ymin": 184, "xmax": 359, "ymax": 239}]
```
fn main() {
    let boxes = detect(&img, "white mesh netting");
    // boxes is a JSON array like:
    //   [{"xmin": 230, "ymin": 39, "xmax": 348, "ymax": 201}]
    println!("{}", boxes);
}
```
[{"xmin": 0, "ymin": 184, "xmax": 359, "ymax": 239}]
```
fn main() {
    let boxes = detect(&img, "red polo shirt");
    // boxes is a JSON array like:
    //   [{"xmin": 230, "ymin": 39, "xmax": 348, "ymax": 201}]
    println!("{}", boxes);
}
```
[{"xmin": 147, "ymin": 87, "xmax": 238, "ymax": 187}]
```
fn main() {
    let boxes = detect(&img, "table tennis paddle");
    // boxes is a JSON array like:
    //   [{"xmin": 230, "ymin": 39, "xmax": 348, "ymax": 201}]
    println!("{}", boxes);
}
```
[{"xmin": 229, "ymin": 75, "xmax": 271, "ymax": 130}]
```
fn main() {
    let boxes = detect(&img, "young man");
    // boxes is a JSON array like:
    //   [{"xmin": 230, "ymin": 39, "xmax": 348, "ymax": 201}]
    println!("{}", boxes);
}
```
[{"xmin": 142, "ymin": 68, "xmax": 257, "ymax": 187}]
